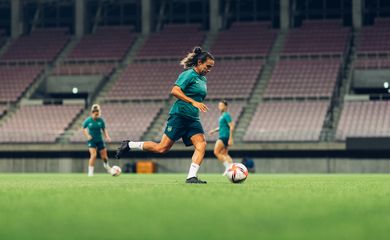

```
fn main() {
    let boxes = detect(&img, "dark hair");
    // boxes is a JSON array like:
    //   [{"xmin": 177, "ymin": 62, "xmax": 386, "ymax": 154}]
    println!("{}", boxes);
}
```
[
  {"xmin": 180, "ymin": 46, "xmax": 214, "ymax": 69},
  {"xmin": 221, "ymin": 100, "xmax": 228, "ymax": 106}
]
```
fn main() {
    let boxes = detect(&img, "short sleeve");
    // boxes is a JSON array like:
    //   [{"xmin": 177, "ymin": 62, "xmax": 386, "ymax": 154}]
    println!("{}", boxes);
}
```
[
  {"xmin": 225, "ymin": 113, "xmax": 232, "ymax": 123},
  {"xmin": 175, "ymin": 71, "xmax": 193, "ymax": 90},
  {"xmin": 82, "ymin": 118, "xmax": 89, "ymax": 129}
]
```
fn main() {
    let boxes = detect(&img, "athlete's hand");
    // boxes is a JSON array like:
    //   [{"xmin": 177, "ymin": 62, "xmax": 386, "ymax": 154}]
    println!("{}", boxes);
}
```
[
  {"xmin": 208, "ymin": 130, "xmax": 215, "ymax": 135},
  {"xmin": 106, "ymin": 136, "xmax": 112, "ymax": 142},
  {"xmin": 87, "ymin": 135, "xmax": 93, "ymax": 141},
  {"xmin": 228, "ymin": 138, "xmax": 234, "ymax": 146},
  {"xmin": 192, "ymin": 101, "xmax": 208, "ymax": 112}
]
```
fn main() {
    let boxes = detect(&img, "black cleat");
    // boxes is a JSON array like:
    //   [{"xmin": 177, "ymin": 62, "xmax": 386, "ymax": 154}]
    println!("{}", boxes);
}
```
[
  {"xmin": 115, "ymin": 140, "xmax": 130, "ymax": 159},
  {"xmin": 185, "ymin": 177, "xmax": 207, "ymax": 184}
]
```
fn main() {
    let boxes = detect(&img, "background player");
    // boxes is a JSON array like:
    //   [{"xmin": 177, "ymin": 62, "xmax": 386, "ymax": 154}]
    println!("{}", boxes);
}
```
[
  {"xmin": 82, "ymin": 104, "xmax": 112, "ymax": 176},
  {"xmin": 209, "ymin": 100, "xmax": 234, "ymax": 175}
]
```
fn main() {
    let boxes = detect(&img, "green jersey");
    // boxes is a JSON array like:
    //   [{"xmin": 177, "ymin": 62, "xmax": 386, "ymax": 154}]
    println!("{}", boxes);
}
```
[
  {"xmin": 219, "ymin": 112, "xmax": 232, "ymax": 139},
  {"xmin": 169, "ymin": 68, "xmax": 207, "ymax": 120},
  {"xmin": 83, "ymin": 116, "xmax": 106, "ymax": 142}
]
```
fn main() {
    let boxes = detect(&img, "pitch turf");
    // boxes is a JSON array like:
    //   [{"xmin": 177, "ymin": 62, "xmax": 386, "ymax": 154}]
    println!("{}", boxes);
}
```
[{"xmin": 1, "ymin": 174, "xmax": 390, "ymax": 240}]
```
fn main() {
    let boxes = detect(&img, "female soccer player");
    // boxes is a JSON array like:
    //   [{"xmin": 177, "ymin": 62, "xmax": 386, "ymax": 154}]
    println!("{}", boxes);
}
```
[
  {"xmin": 208, "ymin": 100, "xmax": 234, "ymax": 175},
  {"xmin": 115, "ymin": 46, "xmax": 214, "ymax": 184},
  {"xmin": 82, "ymin": 104, "xmax": 112, "ymax": 176}
]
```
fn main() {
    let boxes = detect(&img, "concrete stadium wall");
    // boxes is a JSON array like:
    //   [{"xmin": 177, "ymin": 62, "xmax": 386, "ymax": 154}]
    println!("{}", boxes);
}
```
[{"xmin": 1, "ymin": 158, "xmax": 390, "ymax": 174}]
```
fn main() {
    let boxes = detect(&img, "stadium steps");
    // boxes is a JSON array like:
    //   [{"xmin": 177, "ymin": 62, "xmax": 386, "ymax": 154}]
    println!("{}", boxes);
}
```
[
  {"xmin": 202, "ymin": 31, "xmax": 218, "ymax": 51},
  {"xmin": 142, "ymin": 98, "xmax": 173, "ymax": 141},
  {"xmin": 95, "ymin": 35, "xmax": 147, "ymax": 102},
  {"xmin": 234, "ymin": 31, "xmax": 287, "ymax": 142},
  {"xmin": 0, "ymin": 38, "xmax": 11, "ymax": 57},
  {"xmin": 0, "ymin": 104, "xmax": 18, "ymax": 128},
  {"xmin": 320, "ymin": 30, "xmax": 359, "ymax": 141},
  {"xmin": 59, "ymin": 35, "xmax": 147, "ymax": 143},
  {"xmin": 57, "ymin": 108, "xmax": 88, "ymax": 144},
  {"xmin": 21, "ymin": 37, "xmax": 80, "ymax": 100}
]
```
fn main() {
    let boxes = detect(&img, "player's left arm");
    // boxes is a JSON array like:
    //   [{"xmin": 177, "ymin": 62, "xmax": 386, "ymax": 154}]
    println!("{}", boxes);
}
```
[
  {"xmin": 228, "ymin": 122, "xmax": 234, "ymax": 146},
  {"xmin": 102, "ymin": 128, "xmax": 111, "ymax": 142},
  {"xmin": 101, "ymin": 120, "xmax": 111, "ymax": 142},
  {"xmin": 225, "ymin": 113, "xmax": 235, "ymax": 146}
]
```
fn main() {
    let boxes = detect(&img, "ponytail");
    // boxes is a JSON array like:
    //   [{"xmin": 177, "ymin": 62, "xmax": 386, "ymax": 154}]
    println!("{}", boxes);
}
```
[{"xmin": 180, "ymin": 46, "xmax": 214, "ymax": 69}]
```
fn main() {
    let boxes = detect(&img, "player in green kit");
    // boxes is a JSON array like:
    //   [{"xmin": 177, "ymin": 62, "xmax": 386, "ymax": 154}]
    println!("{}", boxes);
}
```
[
  {"xmin": 209, "ymin": 100, "xmax": 234, "ymax": 175},
  {"xmin": 82, "ymin": 104, "xmax": 112, "ymax": 176},
  {"xmin": 115, "ymin": 47, "xmax": 214, "ymax": 184}
]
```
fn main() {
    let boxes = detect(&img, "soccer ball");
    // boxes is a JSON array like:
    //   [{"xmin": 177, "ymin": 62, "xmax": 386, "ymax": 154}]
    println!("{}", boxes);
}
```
[
  {"xmin": 110, "ymin": 166, "xmax": 121, "ymax": 176},
  {"xmin": 226, "ymin": 163, "xmax": 248, "ymax": 183}
]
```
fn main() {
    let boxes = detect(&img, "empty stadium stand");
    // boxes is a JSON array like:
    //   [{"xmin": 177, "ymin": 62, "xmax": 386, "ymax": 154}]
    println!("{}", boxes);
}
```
[
  {"xmin": 67, "ymin": 26, "xmax": 137, "ymax": 61},
  {"xmin": 211, "ymin": 22, "xmax": 277, "ymax": 57},
  {"xmin": 0, "ymin": 104, "xmax": 83, "ymax": 143},
  {"xmin": 263, "ymin": 59, "xmax": 341, "ymax": 99},
  {"xmin": 206, "ymin": 60, "xmax": 263, "ymax": 99},
  {"xmin": 0, "ymin": 65, "xmax": 44, "ymax": 102},
  {"xmin": 105, "ymin": 62, "xmax": 182, "ymax": 100},
  {"xmin": 336, "ymin": 101, "xmax": 390, "ymax": 141},
  {"xmin": 354, "ymin": 58, "xmax": 390, "ymax": 69},
  {"xmin": 52, "ymin": 63, "xmax": 115, "ymax": 76},
  {"xmin": 69, "ymin": 103, "xmax": 163, "ymax": 142},
  {"xmin": 136, "ymin": 24, "xmax": 205, "ymax": 59},
  {"xmin": 282, "ymin": 20, "xmax": 350, "ymax": 56},
  {"xmin": 1, "ymin": 28, "xmax": 69, "ymax": 62},
  {"xmin": 243, "ymin": 101, "xmax": 329, "ymax": 141},
  {"xmin": 357, "ymin": 18, "xmax": 390, "ymax": 56}
]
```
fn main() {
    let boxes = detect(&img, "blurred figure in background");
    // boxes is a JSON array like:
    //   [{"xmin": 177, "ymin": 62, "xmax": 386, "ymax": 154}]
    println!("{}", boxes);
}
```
[
  {"xmin": 209, "ymin": 100, "xmax": 234, "ymax": 175},
  {"xmin": 82, "ymin": 104, "xmax": 112, "ymax": 176}
]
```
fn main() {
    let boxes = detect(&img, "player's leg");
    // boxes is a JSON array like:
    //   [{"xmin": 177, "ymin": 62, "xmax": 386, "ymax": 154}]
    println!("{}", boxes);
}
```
[
  {"xmin": 115, "ymin": 134, "xmax": 175, "ymax": 159},
  {"xmin": 185, "ymin": 133, "xmax": 207, "ymax": 184},
  {"xmin": 99, "ymin": 148, "xmax": 111, "ymax": 173},
  {"xmin": 143, "ymin": 134, "xmax": 175, "ymax": 153},
  {"xmin": 116, "ymin": 115, "xmax": 181, "ymax": 159},
  {"xmin": 88, "ymin": 148, "xmax": 97, "ymax": 176},
  {"xmin": 213, "ymin": 139, "xmax": 227, "ymax": 162},
  {"xmin": 223, "ymin": 147, "xmax": 233, "ymax": 164},
  {"xmin": 214, "ymin": 140, "xmax": 232, "ymax": 175}
]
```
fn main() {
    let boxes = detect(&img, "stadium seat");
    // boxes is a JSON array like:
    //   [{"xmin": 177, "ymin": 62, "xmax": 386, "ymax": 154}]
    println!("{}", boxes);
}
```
[
  {"xmin": 211, "ymin": 21, "xmax": 277, "ymax": 57},
  {"xmin": 1, "ymin": 28, "xmax": 69, "ymax": 62},
  {"xmin": 0, "ymin": 104, "xmax": 83, "ymax": 143},
  {"xmin": 336, "ymin": 101, "xmax": 390, "ymax": 140},
  {"xmin": 243, "ymin": 101, "xmax": 329, "ymax": 141}
]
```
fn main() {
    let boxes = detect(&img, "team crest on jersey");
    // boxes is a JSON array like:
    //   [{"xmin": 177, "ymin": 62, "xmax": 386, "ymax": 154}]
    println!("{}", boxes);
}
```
[{"xmin": 167, "ymin": 126, "xmax": 173, "ymax": 132}]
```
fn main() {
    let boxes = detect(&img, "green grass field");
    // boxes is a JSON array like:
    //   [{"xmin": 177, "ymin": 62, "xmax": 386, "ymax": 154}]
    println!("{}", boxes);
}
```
[{"xmin": 1, "ymin": 174, "xmax": 390, "ymax": 240}]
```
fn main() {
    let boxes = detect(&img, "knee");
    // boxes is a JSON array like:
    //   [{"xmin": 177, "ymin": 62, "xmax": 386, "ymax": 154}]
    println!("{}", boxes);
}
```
[
  {"xmin": 213, "ymin": 149, "xmax": 220, "ymax": 157},
  {"xmin": 156, "ymin": 145, "xmax": 170, "ymax": 154},
  {"xmin": 90, "ymin": 154, "xmax": 97, "ymax": 160},
  {"xmin": 195, "ymin": 141, "xmax": 207, "ymax": 152}
]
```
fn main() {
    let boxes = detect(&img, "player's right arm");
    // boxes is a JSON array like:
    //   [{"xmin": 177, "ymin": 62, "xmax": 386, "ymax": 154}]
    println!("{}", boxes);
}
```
[
  {"xmin": 208, "ymin": 127, "xmax": 219, "ymax": 135},
  {"xmin": 82, "ymin": 119, "xmax": 93, "ymax": 141},
  {"xmin": 83, "ymin": 128, "xmax": 93, "ymax": 141},
  {"xmin": 170, "ymin": 86, "xmax": 208, "ymax": 112}
]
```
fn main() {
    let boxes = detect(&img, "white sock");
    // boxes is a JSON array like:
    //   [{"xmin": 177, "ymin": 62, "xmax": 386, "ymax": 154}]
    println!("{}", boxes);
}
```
[
  {"xmin": 88, "ymin": 166, "xmax": 94, "ymax": 176},
  {"xmin": 187, "ymin": 163, "xmax": 200, "ymax": 179},
  {"xmin": 223, "ymin": 161, "xmax": 232, "ymax": 170},
  {"xmin": 128, "ymin": 141, "xmax": 144, "ymax": 150},
  {"xmin": 103, "ymin": 162, "xmax": 110, "ymax": 170}
]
